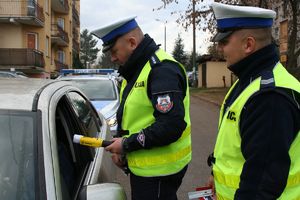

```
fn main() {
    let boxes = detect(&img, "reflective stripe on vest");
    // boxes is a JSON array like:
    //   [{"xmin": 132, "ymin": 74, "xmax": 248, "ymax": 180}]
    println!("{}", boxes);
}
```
[
  {"xmin": 213, "ymin": 63, "xmax": 300, "ymax": 200},
  {"xmin": 120, "ymin": 49, "xmax": 192, "ymax": 177}
]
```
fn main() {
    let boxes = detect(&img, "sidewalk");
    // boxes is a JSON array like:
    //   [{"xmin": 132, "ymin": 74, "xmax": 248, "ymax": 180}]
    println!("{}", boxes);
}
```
[{"xmin": 190, "ymin": 87, "xmax": 229, "ymax": 107}]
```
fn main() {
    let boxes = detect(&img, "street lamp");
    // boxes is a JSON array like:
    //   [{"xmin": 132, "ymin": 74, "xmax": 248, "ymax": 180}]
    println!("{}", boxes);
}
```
[{"xmin": 155, "ymin": 19, "xmax": 167, "ymax": 51}]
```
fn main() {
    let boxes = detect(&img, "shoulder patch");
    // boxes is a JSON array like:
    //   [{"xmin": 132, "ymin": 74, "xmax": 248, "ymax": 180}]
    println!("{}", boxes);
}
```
[
  {"xmin": 155, "ymin": 94, "xmax": 173, "ymax": 113},
  {"xmin": 137, "ymin": 132, "xmax": 145, "ymax": 147}
]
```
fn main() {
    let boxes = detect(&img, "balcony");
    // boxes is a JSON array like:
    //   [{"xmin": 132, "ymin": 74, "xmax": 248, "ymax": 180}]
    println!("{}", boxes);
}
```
[
  {"xmin": 51, "ymin": 24, "xmax": 69, "ymax": 46},
  {"xmin": 72, "ymin": 5, "xmax": 80, "ymax": 26},
  {"xmin": 72, "ymin": 27, "xmax": 79, "ymax": 41},
  {"xmin": 0, "ymin": 0, "xmax": 45, "ymax": 27},
  {"xmin": 54, "ymin": 59, "xmax": 68, "ymax": 71},
  {"xmin": 0, "ymin": 48, "xmax": 45, "ymax": 68},
  {"xmin": 52, "ymin": 0, "xmax": 69, "ymax": 14},
  {"xmin": 72, "ymin": 38, "xmax": 79, "ymax": 53}
]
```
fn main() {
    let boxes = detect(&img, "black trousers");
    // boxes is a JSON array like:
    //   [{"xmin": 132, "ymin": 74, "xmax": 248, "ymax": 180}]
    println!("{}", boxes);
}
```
[{"xmin": 130, "ymin": 165, "xmax": 188, "ymax": 200}]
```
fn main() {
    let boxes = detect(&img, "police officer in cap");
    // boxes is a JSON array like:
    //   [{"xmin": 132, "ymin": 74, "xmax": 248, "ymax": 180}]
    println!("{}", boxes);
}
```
[
  {"xmin": 207, "ymin": 2, "xmax": 300, "ymax": 199},
  {"xmin": 92, "ymin": 16, "xmax": 192, "ymax": 200}
]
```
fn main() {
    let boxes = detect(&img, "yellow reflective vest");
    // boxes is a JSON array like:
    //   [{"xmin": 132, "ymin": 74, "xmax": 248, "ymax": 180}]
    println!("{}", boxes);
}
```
[
  {"xmin": 213, "ymin": 63, "xmax": 300, "ymax": 200},
  {"xmin": 120, "ymin": 49, "xmax": 192, "ymax": 177}
]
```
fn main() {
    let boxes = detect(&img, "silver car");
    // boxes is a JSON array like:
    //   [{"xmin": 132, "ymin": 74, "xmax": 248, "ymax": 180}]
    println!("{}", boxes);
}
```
[
  {"xmin": 0, "ymin": 71, "xmax": 28, "ymax": 78},
  {"xmin": 58, "ymin": 69, "xmax": 120, "ymax": 135},
  {"xmin": 0, "ymin": 78, "xmax": 126, "ymax": 200}
]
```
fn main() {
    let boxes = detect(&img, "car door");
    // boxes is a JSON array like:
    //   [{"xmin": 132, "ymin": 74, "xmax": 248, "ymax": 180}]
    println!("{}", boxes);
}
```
[{"xmin": 49, "ymin": 90, "xmax": 105, "ymax": 200}]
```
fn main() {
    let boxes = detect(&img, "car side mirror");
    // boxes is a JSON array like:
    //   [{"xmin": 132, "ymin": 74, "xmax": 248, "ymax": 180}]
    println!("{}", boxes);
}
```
[{"xmin": 78, "ymin": 183, "xmax": 127, "ymax": 200}]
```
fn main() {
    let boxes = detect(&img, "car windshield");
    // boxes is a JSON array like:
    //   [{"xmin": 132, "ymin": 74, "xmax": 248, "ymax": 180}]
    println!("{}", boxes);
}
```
[
  {"xmin": 0, "ymin": 110, "xmax": 36, "ymax": 200},
  {"xmin": 71, "ymin": 79, "xmax": 117, "ymax": 101}
]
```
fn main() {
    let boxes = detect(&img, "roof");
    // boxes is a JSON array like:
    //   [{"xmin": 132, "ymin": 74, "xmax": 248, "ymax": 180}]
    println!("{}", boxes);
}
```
[{"xmin": 197, "ymin": 54, "xmax": 225, "ymax": 64}]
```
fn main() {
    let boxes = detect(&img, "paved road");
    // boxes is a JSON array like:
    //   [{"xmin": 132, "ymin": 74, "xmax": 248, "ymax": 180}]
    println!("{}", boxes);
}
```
[{"xmin": 115, "ymin": 96, "xmax": 220, "ymax": 199}]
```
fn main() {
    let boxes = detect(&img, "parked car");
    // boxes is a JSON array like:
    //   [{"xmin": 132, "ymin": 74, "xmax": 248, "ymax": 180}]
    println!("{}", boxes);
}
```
[
  {"xmin": 0, "ymin": 71, "xmax": 28, "ymax": 78},
  {"xmin": 0, "ymin": 78, "xmax": 126, "ymax": 200},
  {"xmin": 58, "ymin": 69, "xmax": 120, "ymax": 135},
  {"xmin": 187, "ymin": 71, "xmax": 198, "ymax": 87},
  {"xmin": 187, "ymin": 71, "xmax": 193, "ymax": 87}
]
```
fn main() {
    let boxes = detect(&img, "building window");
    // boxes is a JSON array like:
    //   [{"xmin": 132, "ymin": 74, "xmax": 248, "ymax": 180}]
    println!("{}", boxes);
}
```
[
  {"xmin": 45, "ymin": 0, "xmax": 49, "ymax": 13},
  {"xmin": 46, "ymin": 36, "xmax": 49, "ymax": 56},
  {"xmin": 70, "ymin": 21, "xmax": 72, "ymax": 37},
  {"xmin": 58, "ymin": 50, "xmax": 65, "ymax": 63},
  {"xmin": 57, "ymin": 18, "xmax": 65, "ymax": 30}
]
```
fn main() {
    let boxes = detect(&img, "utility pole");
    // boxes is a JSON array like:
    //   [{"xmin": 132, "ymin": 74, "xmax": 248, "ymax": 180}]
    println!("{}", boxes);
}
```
[
  {"xmin": 192, "ymin": 0, "xmax": 197, "ymax": 87},
  {"xmin": 155, "ymin": 19, "xmax": 167, "ymax": 51},
  {"xmin": 164, "ymin": 23, "xmax": 167, "ymax": 51}
]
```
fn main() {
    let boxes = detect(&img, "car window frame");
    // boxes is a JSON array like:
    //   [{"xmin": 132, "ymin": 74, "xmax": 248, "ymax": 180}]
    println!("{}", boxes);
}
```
[
  {"xmin": 55, "ymin": 94, "xmax": 94, "ymax": 199},
  {"xmin": 49, "ymin": 88, "xmax": 104, "ymax": 200}
]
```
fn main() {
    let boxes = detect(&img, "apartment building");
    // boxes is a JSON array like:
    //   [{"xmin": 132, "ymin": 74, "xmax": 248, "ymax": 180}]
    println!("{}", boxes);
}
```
[
  {"xmin": 0, "ymin": 0, "xmax": 80, "ymax": 78},
  {"xmin": 271, "ymin": 1, "xmax": 300, "ymax": 68}
]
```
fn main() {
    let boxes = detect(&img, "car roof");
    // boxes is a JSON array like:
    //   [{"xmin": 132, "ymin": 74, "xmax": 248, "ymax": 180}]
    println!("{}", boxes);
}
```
[
  {"xmin": 0, "ymin": 78, "xmax": 71, "ymax": 111},
  {"xmin": 57, "ymin": 68, "xmax": 119, "ymax": 80}
]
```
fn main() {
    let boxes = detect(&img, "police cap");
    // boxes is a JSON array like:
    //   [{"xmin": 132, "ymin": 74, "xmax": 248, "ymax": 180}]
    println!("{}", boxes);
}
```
[
  {"xmin": 92, "ymin": 16, "xmax": 138, "ymax": 53},
  {"xmin": 211, "ymin": 2, "xmax": 276, "ymax": 42}
]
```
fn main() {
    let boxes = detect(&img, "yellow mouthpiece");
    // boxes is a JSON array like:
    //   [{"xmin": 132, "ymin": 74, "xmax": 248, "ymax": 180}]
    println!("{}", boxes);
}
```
[{"xmin": 73, "ymin": 134, "xmax": 103, "ymax": 147}]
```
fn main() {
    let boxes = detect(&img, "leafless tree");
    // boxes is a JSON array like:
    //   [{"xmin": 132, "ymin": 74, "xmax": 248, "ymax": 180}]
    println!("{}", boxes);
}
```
[{"xmin": 157, "ymin": 0, "xmax": 299, "ymax": 68}]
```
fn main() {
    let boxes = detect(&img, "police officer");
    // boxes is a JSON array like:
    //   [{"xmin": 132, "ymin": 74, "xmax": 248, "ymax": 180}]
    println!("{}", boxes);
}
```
[
  {"xmin": 92, "ymin": 16, "xmax": 191, "ymax": 200},
  {"xmin": 207, "ymin": 2, "xmax": 300, "ymax": 199}
]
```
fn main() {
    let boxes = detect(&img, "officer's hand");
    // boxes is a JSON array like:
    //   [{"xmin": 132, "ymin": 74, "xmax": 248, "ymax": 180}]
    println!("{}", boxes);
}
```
[
  {"xmin": 207, "ymin": 175, "xmax": 216, "ymax": 199},
  {"xmin": 105, "ymin": 137, "xmax": 123, "ymax": 154},
  {"xmin": 111, "ymin": 153, "xmax": 126, "ymax": 169}
]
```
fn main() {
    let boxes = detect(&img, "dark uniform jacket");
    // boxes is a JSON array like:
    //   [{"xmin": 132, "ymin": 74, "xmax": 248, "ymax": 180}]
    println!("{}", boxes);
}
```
[
  {"xmin": 224, "ymin": 44, "xmax": 300, "ymax": 200},
  {"xmin": 116, "ymin": 34, "xmax": 188, "ymax": 152}
]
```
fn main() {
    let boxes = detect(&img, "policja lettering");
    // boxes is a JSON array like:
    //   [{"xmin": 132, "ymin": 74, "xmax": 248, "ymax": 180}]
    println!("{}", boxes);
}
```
[
  {"xmin": 227, "ymin": 111, "xmax": 236, "ymax": 121},
  {"xmin": 134, "ymin": 81, "xmax": 144, "ymax": 88}
]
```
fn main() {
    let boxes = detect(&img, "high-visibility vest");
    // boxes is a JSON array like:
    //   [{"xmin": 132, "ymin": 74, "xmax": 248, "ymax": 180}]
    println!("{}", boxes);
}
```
[
  {"xmin": 213, "ymin": 63, "xmax": 300, "ymax": 200},
  {"xmin": 120, "ymin": 49, "xmax": 191, "ymax": 177}
]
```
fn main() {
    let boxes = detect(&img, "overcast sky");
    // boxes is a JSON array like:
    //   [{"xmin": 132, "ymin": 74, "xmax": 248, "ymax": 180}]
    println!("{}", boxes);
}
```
[{"xmin": 80, "ymin": 0, "xmax": 213, "ymax": 56}]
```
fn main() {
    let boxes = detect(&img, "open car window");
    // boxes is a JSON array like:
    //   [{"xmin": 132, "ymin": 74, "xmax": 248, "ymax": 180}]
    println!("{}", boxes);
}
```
[{"xmin": 54, "ymin": 92, "xmax": 101, "ymax": 200}]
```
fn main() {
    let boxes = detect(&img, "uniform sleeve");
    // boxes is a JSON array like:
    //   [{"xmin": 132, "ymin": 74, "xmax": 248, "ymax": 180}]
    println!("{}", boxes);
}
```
[
  {"xmin": 123, "ymin": 61, "xmax": 188, "ymax": 152},
  {"xmin": 234, "ymin": 91, "xmax": 300, "ymax": 200}
]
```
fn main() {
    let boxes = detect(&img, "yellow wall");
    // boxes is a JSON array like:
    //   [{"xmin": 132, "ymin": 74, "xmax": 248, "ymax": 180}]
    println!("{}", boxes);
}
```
[
  {"xmin": 0, "ymin": 24, "xmax": 23, "ymax": 48},
  {"xmin": 198, "ymin": 61, "xmax": 233, "ymax": 88}
]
